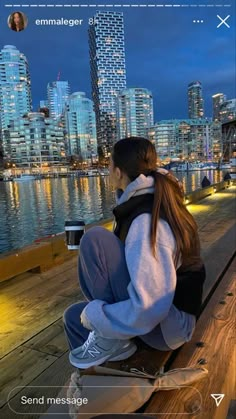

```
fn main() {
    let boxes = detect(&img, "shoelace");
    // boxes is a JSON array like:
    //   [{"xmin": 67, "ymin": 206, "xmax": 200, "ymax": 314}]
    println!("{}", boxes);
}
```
[{"xmin": 82, "ymin": 331, "xmax": 96, "ymax": 357}]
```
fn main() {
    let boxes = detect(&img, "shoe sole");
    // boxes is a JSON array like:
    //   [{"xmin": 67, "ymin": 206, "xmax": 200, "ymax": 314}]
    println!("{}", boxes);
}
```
[
  {"xmin": 69, "ymin": 343, "xmax": 137, "ymax": 369},
  {"xmin": 109, "ymin": 343, "xmax": 137, "ymax": 361}
]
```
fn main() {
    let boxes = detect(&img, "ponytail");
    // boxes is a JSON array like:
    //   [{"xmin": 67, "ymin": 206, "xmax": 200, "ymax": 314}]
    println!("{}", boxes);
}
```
[{"xmin": 150, "ymin": 171, "xmax": 200, "ymax": 268}]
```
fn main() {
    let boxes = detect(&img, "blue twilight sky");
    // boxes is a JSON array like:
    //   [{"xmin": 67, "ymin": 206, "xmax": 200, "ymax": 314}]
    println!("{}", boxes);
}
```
[{"xmin": 0, "ymin": 0, "xmax": 235, "ymax": 121}]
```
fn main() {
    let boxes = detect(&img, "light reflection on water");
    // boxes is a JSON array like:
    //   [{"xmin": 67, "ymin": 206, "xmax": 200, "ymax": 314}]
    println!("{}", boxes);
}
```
[{"xmin": 0, "ymin": 170, "xmax": 224, "ymax": 254}]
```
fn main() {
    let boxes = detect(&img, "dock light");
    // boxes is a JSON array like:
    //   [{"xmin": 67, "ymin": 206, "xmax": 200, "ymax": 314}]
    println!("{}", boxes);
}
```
[
  {"xmin": 213, "ymin": 187, "xmax": 217, "ymax": 193},
  {"xmin": 185, "ymin": 198, "xmax": 189, "ymax": 205}
]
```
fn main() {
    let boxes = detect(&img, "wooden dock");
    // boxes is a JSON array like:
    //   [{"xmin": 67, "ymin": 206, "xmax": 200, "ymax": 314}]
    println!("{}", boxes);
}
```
[{"xmin": 0, "ymin": 185, "xmax": 235, "ymax": 418}]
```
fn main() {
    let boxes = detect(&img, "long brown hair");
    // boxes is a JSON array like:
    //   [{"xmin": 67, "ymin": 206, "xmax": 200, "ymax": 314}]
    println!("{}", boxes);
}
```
[
  {"xmin": 10, "ymin": 12, "xmax": 25, "ymax": 31},
  {"xmin": 112, "ymin": 137, "xmax": 200, "ymax": 268}
]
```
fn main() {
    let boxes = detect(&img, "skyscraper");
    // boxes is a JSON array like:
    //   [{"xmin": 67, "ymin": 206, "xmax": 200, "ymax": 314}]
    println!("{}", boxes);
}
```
[
  {"xmin": 8, "ymin": 112, "xmax": 66, "ymax": 169},
  {"xmin": 219, "ymin": 99, "xmax": 236, "ymax": 123},
  {"xmin": 188, "ymin": 81, "xmax": 204, "ymax": 119},
  {"xmin": 0, "ymin": 45, "xmax": 32, "ymax": 159},
  {"xmin": 149, "ymin": 119, "xmax": 218, "ymax": 161},
  {"xmin": 212, "ymin": 93, "xmax": 226, "ymax": 121},
  {"xmin": 65, "ymin": 92, "xmax": 97, "ymax": 162},
  {"xmin": 117, "ymin": 88, "xmax": 154, "ymax": 139},
  {"xmin": 148, "ymin": 121, "xmax": 179, "ymax": 161},
  {"xmin": 89, "ymin": 11, "xmax": 126, "ymax": 160},
  {"xmin": 47, "ymin": 81, "xmax": 70, "ymax": 119}
]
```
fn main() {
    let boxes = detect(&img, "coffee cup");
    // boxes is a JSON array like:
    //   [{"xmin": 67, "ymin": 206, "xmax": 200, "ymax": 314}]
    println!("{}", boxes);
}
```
[{"xmin": 65, "ymin": 221, "xmax": 85, "ymax": 250}]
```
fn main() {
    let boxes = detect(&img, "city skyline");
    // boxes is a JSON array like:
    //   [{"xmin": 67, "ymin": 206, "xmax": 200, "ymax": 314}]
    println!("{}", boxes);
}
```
[
  {"xmin": 0, "ymin": 42, "xmax": 233, "ymax": 125},
  {"xmin": 0, "ymin": 2, "xmax": 235, "ymax": 121}
]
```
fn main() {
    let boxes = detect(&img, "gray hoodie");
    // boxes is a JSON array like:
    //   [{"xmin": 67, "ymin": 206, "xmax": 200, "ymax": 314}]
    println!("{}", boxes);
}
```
[{"xmin": 82, "ymin": 174, "xmax": 196, "ymax": 350}]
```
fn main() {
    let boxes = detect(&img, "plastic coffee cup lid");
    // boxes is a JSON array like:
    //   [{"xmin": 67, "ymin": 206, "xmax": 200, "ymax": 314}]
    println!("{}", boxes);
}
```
[{"xmin": 65, "ymin": 221, "xmax": 85, "ymax": 226}]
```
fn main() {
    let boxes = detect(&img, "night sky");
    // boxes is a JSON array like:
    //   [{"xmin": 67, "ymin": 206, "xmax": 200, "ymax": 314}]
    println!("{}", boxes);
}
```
[{"xmin": 0, "ymin": 0, "xmax": 235, "ymax": 121}]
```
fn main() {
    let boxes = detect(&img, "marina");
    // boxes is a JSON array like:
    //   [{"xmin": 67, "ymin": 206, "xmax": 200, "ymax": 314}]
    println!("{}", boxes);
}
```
[
  {"xmin": 170, "ymin": 157, "xmax": 236, "ymax": 172},
  {"xmin": 2, "ymin": 168, "xmax": 110, "ymax": 182}
]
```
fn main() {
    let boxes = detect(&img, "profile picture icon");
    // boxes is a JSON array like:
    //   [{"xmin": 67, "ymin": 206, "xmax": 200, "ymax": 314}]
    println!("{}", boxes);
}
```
[{"xmin": 8, "ymin": 11, "xmax": 28, "ymax": 32}]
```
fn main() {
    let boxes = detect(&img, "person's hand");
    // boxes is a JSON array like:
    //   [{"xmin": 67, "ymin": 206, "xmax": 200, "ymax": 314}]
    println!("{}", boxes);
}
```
[{"xmin": 80, "ymin": 307, "xmax": 93, "ymax": 330}]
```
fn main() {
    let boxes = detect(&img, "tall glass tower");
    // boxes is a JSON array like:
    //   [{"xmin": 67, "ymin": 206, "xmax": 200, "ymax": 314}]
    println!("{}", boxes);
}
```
[
  {"xmin": 117, "ymin": 88, "xmax": 154, "ymax": 140},
  {"xmin": 65, "ymin": 92, "xmax": 97, "ymax": 162},
  {"xmin": 47, "ymin": 81, "xmax": 70, "ymax": 119},
  {"xmin": 212, "ymin": 93, "xmax": 226, "ymax": 121},
  {"xmin": 219, "ymin": 99, "xmax": 236, "ymax": 123},
  {"xmin": 0, "ymin": 45, "xmax": 32, "ymax": 159},
  {"xmin": 188, "ymin": 81, "xmax": 204, "ymax": 119},
  {"xmin": 89, "ymin": 11, "xmax": 126, "ymax": 160},
  {"xmin": 8, "ymin": 112, "xmax": 66, "ymax": 169}
]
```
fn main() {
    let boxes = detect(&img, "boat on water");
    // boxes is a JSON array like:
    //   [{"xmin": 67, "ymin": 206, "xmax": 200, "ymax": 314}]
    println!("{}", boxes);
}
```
[
  {"xmin": 87, "ymin": 169, "xmax": 100, "ymax": 177},
  {"xmin": 13, "ymin": 174, "xmax": 37, "ymax": 182},
  {"xmin": 220, "ymin": 163, "xmax": 231, "ymax": 169},
  {"xmin": 77, "ymin": 169, "xmax": 109, "ymax": 177},
  {"xmin": 172, "ymin": 162, "xmax": 217, "ymax": 172},
  {"xmin": 99, "ymin": 169, "xmax": 109, "ymax": 176},
  {"xmin": 3, "ymin": 176, "xmax": 13, "ymax": 182}
]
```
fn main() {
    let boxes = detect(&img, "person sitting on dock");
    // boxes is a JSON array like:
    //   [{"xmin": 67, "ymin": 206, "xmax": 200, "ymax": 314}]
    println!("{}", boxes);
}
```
[
  {"xmin": 201, "ymin": 176, "xmax": 211, "ymax": 188},
  {"xmin": 63, "ymin": 137, "xmax": 205, "ymax": 369},
  {"xmin": 224, "ymin": 172, "xmax": 231, "ymax": 181}
]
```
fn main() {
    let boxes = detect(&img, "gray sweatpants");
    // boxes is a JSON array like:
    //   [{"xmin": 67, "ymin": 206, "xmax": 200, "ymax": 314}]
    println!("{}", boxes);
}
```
[{"xmin": 63, "ymin": 226, "xmax": 171, "ymax": 351}]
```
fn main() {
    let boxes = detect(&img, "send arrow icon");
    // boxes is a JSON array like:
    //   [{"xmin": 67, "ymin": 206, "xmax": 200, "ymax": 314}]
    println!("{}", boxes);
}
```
[{"xmin": 211, "ymin": 394, "xmax": 225, "ymax": 407}]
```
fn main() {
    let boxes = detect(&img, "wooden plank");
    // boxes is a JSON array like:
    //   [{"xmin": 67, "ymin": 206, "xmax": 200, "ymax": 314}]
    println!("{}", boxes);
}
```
[
  {"xmin": 145, "ymin": 258, "xmax": 236, "ymax": 418},
  {"xmin": 0, "ymin": 263, "xmax": 77, "ymax": 307},
  {"xmin": 0, "ymin": 265, "xmax": 78, "ymax": 325},
  {"xmin": 0, "ymin": 256, "xmax": 77, "ymax": 302},
  {"xmin": 191, "ymin": 195, "xmax": 235, "ymax": 255},
  {"xmin": 0, "ymin": 294, "xmax": 80, "ymax": 359},
  {"xmin": 0, "ymin": 347, "xmax": 57, "ymax": 409},
  {"xmin": 0, "ymin": 271, "xmax": 43, "ymax": 300},
  {"xmin": 0, "ymin": 241, "xmax": 53, "ymax": 283},
  {"xmin": 189, "ymin": 186, "xmax": 236, "ymax": 231},
  {"xmin": 38, "ymin": 255, "xmax": 78, "ymax": 280},
  {"xmin": 0, "ymin": 262, "xmax": 80, "ymax": 356},
  {"xmin": 22, "ymin": 319, "xmax": 69, "ymax": 357},
  {"xmin": 0, "ymin": 351, "xmax": 74, "ymax": 418},
  {"xmin": 202, "ymin": 226, "xmax": 235, "ymax": 300},
  {"xmin": 0, "ymin": 247, "xmax": 81, "ymax": 359}
]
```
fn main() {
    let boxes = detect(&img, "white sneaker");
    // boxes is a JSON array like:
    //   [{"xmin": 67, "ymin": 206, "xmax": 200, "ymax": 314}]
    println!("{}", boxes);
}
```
[{"xmin": 69, "ymin": 331, "xmax": 137, "ymax": 369}]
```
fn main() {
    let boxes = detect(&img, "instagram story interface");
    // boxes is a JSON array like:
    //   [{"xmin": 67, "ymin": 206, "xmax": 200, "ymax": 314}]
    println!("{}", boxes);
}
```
[{"xmin": 0, "ymin": 0, "xmax": 235, "ymax": 418}]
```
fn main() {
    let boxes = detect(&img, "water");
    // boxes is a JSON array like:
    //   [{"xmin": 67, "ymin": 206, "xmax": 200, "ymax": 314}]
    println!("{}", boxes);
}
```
[{"xmin": 0, "ymin": 170, "xmax": 224, "ymax": 254}]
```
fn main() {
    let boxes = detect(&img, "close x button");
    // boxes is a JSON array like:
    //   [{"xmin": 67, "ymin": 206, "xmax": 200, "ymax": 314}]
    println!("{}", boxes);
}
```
[{"xmin": 216, "ymin": 15, "xmax": 230, "ymax": 29}]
